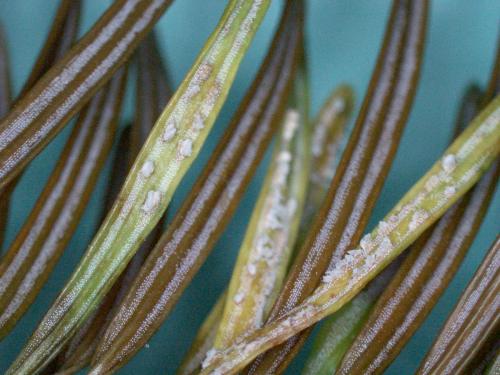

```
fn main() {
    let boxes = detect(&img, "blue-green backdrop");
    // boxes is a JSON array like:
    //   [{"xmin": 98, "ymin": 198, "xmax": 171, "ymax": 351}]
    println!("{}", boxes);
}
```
[{"xmin": 0, "ymin": 0, "xmax": 499, "ymax": 373}]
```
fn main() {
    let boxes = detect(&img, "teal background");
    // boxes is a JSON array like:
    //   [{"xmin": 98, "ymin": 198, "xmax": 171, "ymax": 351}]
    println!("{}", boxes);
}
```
[{"xmin": 0, "ymin": 0, "xmax": 499, "ymax": 373}]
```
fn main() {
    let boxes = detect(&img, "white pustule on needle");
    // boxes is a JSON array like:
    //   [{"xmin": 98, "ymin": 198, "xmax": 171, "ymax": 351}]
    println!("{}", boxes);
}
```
[
  {"xmin": 178, "ymin": 139, "xmax": 193, "ymax": 158},
  {"xmin": 140, "ymin": 160, "xmax": 155, "ymax": 178},
  {"xmin": 442, "ymin": 154, "xmax": 457, "ymax": 173},
  {"xmin": 162, "ymin": 121, "xmax": 177, "ymax": 142},
  {"xmin": 142, "ymin": 191, "xmax": 161, "ymax": 213}
]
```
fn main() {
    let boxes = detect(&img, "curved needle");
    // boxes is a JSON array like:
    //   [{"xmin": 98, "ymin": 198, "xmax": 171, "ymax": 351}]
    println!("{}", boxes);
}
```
[
  {"xmin": 212, "ymin": 64, "xmax": 311, "ymax": 351},
  {"xmin": 53, "ymin": 32, "xmax": 172, "ymax": 374},
  {"xmin": 247, "ymin": 0, "xmax": 429, "ymax": 371},
  {"xmin": 336, "ymin": 41, "xmax": 500, "ymax": 375},
  {"xmin": 18, "ymin": 0, "xmax": 82, "ymax": 99},
  {"xmin": 0, "ymin": 0, "xmax": 81, "ymax": 249},
  {"xmin": 0, "ymin": 0, "xmax": 175, "ymax": 190},
  {"xmin": 88, "ymin": 3, "xmax": 301, "ymax": 374},
  {"xmin": 200, "ymin": 95, "xmax": 500, "ymax": 374},
  {"xmin": 49, "ymin": 126, "xmax": 132, "ymax": 375},
  {"xmin": 178, "ymin": 83, "xmax": 354, "ymax": 375},
  {"xmin": 417, "ymin": 236, "xmax": 500, "ymax": 375},
  {"xmin": 7, "ymin": 1, "xmax": 271, "ymax": 373},
  {"xmin": 304, "ymin": 84, "xmax": 484, "ymax": 375},
  {"xmin": 0, "ymin": 67, "xmax": 127, "ymax": 340}
]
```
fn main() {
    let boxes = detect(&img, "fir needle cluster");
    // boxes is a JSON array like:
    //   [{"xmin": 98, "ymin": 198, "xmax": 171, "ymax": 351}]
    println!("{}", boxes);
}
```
[{"xmin": 0, "ymin": 1, "xmax": 498, "ymax": 375}]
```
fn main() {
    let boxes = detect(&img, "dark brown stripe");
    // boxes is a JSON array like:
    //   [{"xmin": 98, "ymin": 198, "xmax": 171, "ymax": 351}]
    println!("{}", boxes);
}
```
[
  {"xmin": 88, "ymin": 3, "xmax": 302, "ymax": 373},
  {"xmin": 18, "ymin": 0, "xmax": 82, "ymax": 99},
  {"xmin": 416, "ymin": 237, "xmax": 500, "ymax": 375},
  {"xmin": 0, "ymin": 66, "xmax": 127, "ymax": 339},
  {"xmin": 0, "ymin": 0, "xmax": 82, "ymax": 250},
  {"xmin": 246, "ymin": 0, "xmax": 429, "ymax": 372},
  {"xmin": 336, "ymin": 161, "xmax": 499, "ymax": 375},
  {"xmin": 336, "ymin": 37, "xmax": 500, "ymax": 375},
  {"xmin": 53, "ymin": 33, "xmax": 172, "ymax": 373},
  {"xmin": 0, "ymin": 0, "xmax": 173, "ymax": 190}
]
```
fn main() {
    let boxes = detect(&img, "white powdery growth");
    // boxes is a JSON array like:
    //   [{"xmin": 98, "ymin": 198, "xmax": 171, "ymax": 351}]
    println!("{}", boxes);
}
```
[
  {"xmin": 283, "ymin": 109, "xmax": 300, "ymax": 141},
  {"xmin": 322, "ymin": 224, "xmax": 396, "ymax": 286},
  {"xmin": 183, "ymin": 61, "xmax": 212, "ymax": 102},
  {"xmin": 178, "ymin": 139, "xmax": 193, "ymax": 158},
  {"xmin": 215, "ymin": 0, "xmax": 265, "ymax": 82},
  {"xmin": 246, "ymin": 116, "xmax": 500, "ymax": 368},
  {"xmin": 311, "ymin": 135, "xmax": 324, "ymax": 157},
  {"xmin": 272, "ymin": 151, "xmax": 292, "ymax": 187},
  {"xmin": 365, "ymin": 167, "xmax": 445, "ymax": 251},
  {"xmin": 442, "ymin": 154, "xmax": 457, "ymax": 173},
  {"xmin": 343, "ymin": 250, "xmax": 361, "ymax": 268},
  {"xmin": 162, "ymin": 121, "xmax": 177, "ymax": 142},
  {"xmin": 378, "ymin": 136, "xmax": 483, "ymax": 243},
  {"xmin": 201, "ymin": 85, "xmax": 221, "ymax": 117},
  {"xmin": 322, "ymin": 249, "xmax": 366, "ymax": 284},
  {"xmin": 388, "ymin": 214, "xmax": 399, "ymax": 224},
  {"xmin": 409, "ymin": 209, "xmax": 429, "ymax": 231},
  {"xmin": 198, "ymin": 62, "xmax": 213, "ymax": 82},
  {"xmin": 347, "ymin": 248, "xmax": 366, "ymax": 260},
  {"xmin": 444, "ymin": 186, "xmax": 457, "ymax": 198},
  {"xmin": 379, "ymin": 237, "xmax": 393, "ymax": 255},
  {"xmin": 12, "ymin": 1, "xmax": 275, "ymax": 369},
  {"xmin": 360, "ymin": 234, "xmax": 374, "ymax": 252},
  {"xmin": 265, "ymin": 209, "xmax": 283, "ymax": 230},
  {"xmin": 202, "ymin": 348, "xmax": 219, "ymax": 369},
  {"xmin": 226, "ymin": 106, "xmax": 302, "ymax": 330},
  {"xmin": 322, "ymin": 259, "xmax": 348, "ymax": 284},
  {"xmin": 425, "ymin": 175, "xmax": 441, "ymax": 191},
  {"xmin": 140, "ymin": 160, "xmax": 155, "ymax": 178},
  {"xmin": 185, "ymin": 83, "xmax": 201, "ymax": 98},
  {"xmin": 287, "ymin": 198, "xmax": 298, "ymax": 217},
  {"xmin": 378, "ymin": 220, "xmax": 391, "ymax": 235},
  {"xmin": 312, "ymin": 97, "xmax": 345, "ymax": 157},
  {"xmin": 193, "ymin": 113, "xmax": 205, "ymax": 131},
  {"xmin": 278, "ymin": 150, "xmax": 292, "ymax": 163},
  {"xmin": 322, "ymin": 268, "xmax": 340, "ymax": 284},
  {"xmin": 364, "ymin": 253, "xmax": 378, "ymax": 270},
  {"xmin": 141, "ymin": 191, "xmax": 161, "ymax": 213},
  {"xmin": 233, "ymin": 292, "xmax": 245, "ymax": 304},
  {"xmin": 247, "ymin": 263, "xmax": 257, "ymax": 276},
  {"xmin": 167, "ymin": 59, "xmax": 215, "ymax": 140},
  {"xmin": 263, "ymin": 150, "xmax": 295, "ymax": 231},
  {"xmin": 459, "ymin": 107, "xmax": 500, "ymax": 159},
  {"xmin": 255, "ymin": 234, "xmax": 272, "ymax": 259}
]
